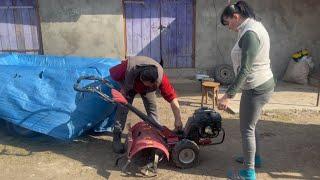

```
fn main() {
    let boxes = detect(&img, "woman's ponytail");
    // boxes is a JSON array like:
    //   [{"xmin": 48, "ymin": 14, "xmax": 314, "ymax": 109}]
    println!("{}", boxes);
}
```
[
  {"xmin": 235, "ymin": 1, "xmax": 256, "ymax": 19},
  {"xmin": 221, "ymin": 1, "xmax": 256, "ymax": 25}
]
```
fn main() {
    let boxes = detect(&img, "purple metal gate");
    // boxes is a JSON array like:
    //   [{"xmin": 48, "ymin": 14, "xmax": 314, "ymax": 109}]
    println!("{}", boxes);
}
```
[
  {"xmin": 124, "ymin": 0, "xmax": 194, "ymax": 68},
  {"xmin": 0, "ymin": 0, "xmax": 42, "ymax": 54}
]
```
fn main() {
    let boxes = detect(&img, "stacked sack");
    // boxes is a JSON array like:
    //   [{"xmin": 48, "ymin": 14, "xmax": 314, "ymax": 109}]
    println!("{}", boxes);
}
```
[{"xmin": 283, "ymin": 49, "xmax": 314, "ymax": 84}]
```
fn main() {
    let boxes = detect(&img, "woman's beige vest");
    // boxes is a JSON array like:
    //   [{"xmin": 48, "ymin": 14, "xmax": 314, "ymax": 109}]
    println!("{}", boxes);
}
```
[{"xmin": 231, "ymin": 18, "xmax": 273, "ymax": 90}]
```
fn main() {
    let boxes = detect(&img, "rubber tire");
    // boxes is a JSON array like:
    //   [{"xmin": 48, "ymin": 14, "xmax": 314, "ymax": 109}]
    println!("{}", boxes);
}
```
[
  {"xmin": 172, "ymin": 139, "xmax": 199, "ymax": 169},
  {"xmin": 5, "ymin": 121, "xmax": 39, "ymax": 138},
  {"xmin": 214, "ymin": 64, "xmax": 235, "ymax": 85}
]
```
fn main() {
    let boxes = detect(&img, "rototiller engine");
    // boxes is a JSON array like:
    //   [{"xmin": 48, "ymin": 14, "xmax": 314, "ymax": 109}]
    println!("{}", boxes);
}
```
[{"xmin": 74, "ymin": 76, "xmax": 225, "ymax": 176}]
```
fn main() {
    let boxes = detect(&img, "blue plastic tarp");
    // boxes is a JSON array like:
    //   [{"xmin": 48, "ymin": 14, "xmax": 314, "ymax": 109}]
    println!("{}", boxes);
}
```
[{"xmin": 0, "ymin": 53, "xmax": 120, "ymax": 140}]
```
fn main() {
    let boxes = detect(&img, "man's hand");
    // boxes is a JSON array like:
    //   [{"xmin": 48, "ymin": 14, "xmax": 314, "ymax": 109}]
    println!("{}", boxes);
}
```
[
  {"xmin": 170, "ymin": 98, "xmax": 183, "ymax": 131},
  {"xmin": 120, "ymin": 88, "xmax": 125, "ymax": 95},
  {"xmin": 217, "ymin": 94, "xmax": 231, "ymax": 111},
  {"xmin": 174, "ymin": 119, "xmax": 183, "ymax": 131}
]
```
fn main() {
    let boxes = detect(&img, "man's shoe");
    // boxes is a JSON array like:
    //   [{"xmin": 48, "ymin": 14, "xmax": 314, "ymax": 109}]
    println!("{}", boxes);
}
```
[
  {"xmin": 235, "ymin": 156, "xmax": 262, "ymax": 168},
  {"xmin": 112, "ymin": 132, "xmax": 124, "ymax": 154}
]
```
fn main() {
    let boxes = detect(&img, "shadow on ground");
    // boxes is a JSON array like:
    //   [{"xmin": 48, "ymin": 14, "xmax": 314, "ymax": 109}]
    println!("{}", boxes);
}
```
[
  {"xmin": 0, "ymin": 120, "xmax": 117, "ymax": 179},
  {"xmin": 1, "ymin": 114, "xmax": 319, "ymax": 179}
]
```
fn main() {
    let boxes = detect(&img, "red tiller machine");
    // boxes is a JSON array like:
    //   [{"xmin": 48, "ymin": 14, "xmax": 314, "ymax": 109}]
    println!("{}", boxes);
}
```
[{"xmin": 74, "ymin": 76, "xmax": 225, "ymax": 176}]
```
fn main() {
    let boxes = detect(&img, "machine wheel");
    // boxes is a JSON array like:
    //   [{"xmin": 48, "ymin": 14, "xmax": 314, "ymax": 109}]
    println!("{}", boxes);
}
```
[
  {"xmin": 5, "ymin": 121, "xmax": 38, "ymax": 137},
  {"xmin": 172, "ymin": 139, "xmax": 199, "ymax": 169},
  {"xmin": 214, "ymin": 64, "xmax": 235, "ymax": 85}
]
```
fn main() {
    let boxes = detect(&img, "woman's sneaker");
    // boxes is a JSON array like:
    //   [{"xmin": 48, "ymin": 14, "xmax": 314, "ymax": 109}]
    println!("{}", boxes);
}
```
[{"xmin": 227, "ymin": 168, "xmax": 256, "ymax": 180}]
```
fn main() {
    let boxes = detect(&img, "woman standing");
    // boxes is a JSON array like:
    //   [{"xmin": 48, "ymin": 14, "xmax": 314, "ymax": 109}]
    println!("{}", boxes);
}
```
[{"xmin": 218, "ymin": 1, "xmax": 275, "ymax": 179}]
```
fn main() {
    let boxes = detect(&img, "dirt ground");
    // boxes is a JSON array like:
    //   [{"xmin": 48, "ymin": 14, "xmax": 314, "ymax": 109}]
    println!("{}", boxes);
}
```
[{"xmin": 0, "ymin": 81, "xmax": 319, "ymax": 180}]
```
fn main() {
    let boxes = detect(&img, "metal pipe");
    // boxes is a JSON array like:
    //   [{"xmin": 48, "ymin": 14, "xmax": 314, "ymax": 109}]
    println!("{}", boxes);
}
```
[
  {"xmin": 1, "ymin": 49, "xmax": 39, "ymax": 52},
  {"xmin": 123, "ymin": 1, "xmax": 144, "ymax": 4},
  {"xmin": 0, "ymin": 6, "xmax": 34, "ymax": 9}
]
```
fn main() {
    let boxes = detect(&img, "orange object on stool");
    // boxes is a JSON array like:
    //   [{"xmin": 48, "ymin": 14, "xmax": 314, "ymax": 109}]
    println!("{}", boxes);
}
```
[{"xmin": 201, "ymin": 81, "xmax": 220, "ymax": 109}]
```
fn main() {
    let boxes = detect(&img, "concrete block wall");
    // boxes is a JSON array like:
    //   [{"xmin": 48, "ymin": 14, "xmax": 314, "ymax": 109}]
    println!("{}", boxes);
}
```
[{"xmin": 37, "ymin": 0, "xmax": 320, "ymax": 79}]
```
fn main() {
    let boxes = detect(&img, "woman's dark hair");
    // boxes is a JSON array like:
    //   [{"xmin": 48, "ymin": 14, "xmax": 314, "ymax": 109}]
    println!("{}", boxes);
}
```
[
  {"xmin": 220, "ymin": 1, "xmax": 256, "ymax": 26},
  {"xmin": 139, "ymin": 65, "xmax": 158, "ymax": 83}
]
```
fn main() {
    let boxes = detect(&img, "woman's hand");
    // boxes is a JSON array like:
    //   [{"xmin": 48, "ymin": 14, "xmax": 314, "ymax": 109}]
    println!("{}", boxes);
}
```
[{"xmin": 217, "ymin": 94, "xmax": 231, "ymax": 110}]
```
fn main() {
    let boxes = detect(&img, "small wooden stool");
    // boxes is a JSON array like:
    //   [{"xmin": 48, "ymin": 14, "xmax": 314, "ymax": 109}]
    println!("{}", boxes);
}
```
[{"xmin": 201, "ymin": 81, "xmax": 220, "ymax": 109}]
